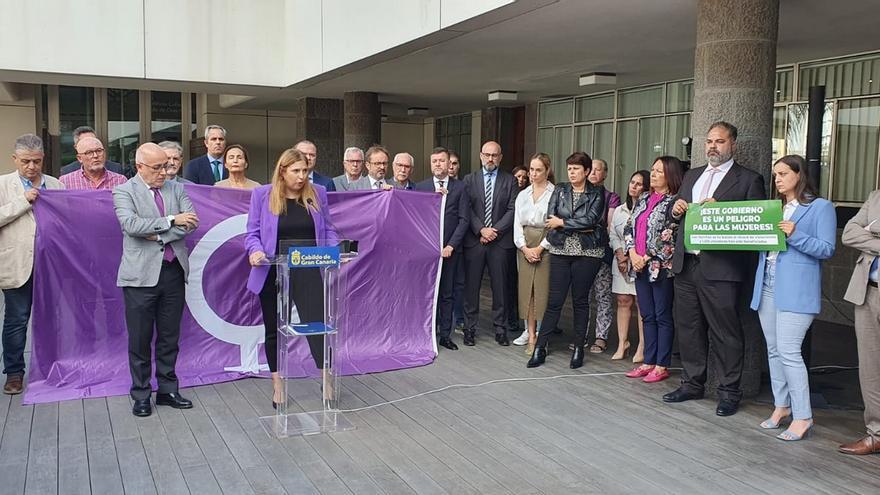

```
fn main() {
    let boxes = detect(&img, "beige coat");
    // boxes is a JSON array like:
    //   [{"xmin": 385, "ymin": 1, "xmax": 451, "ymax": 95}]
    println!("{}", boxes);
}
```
[
  {"xmin": 842, "ymin": 189, "xmax": 880, "ymax": 305},
  {"xmin": 0, "ymin": 171, "xmax": 64, "ymax": 289}
]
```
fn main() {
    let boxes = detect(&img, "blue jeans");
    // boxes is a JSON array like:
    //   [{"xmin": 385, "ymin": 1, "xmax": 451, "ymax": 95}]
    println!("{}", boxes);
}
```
[
  {"xmin": 2, "ymin": 275, "xmax": 33, "ymax": 376},
  {"xmin": 634, "ymin": 272, "xmax": 674, "ymax": 367},
  {"xmin": 757, "ymin": 262, "xmax": 814, "ymax": 420}
]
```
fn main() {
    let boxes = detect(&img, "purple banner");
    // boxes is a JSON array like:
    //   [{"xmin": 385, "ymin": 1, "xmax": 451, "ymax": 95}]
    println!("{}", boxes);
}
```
[{"xmin": 24, "ymin": 186, "xmax": 441, "ymax": 404}]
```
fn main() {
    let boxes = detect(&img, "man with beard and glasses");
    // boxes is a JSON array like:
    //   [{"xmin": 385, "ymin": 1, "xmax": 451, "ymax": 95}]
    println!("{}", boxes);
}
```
[{"xmin": 663, "ymin": 121, "xmax": 765, "ymax": 417}]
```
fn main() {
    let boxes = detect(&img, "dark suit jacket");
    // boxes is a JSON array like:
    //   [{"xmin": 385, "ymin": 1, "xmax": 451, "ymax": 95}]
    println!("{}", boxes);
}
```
[
  {"xmin": 184, "ymin": 155, "xmax": 227, "ymax": 185},
  {"xmin": 311, "ymin": 171, "xmax": 336, "ymax": 191},
  {"xmin": 61, "ymin": 159, "xmax": 126, "ymax": 177},
  {"xmin": 415, "ymin": 177, "xmax": 470, "ymax": 250},
  {"xmin": 462, "ymin": 168, "xmax": 518, "ymax": 249},
  {"xmin": 670, "ymin": 161, "xmax": 766, "ymax": 281}
]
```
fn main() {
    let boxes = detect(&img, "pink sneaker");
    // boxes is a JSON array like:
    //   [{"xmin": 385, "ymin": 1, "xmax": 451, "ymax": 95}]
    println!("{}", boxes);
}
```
[
  {"xmin": 625, "ymin": 366, "xmax": 654, "ymax": 378},
  {"xmin": 643, "ymin": 368, "xmax": 670, "ymax": 383}
]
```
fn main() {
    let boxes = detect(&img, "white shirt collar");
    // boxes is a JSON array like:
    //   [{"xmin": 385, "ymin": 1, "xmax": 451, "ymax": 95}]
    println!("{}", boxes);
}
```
[{"xmin": 708, "ymin": 158, "xmax": 735, "ymax": 173}]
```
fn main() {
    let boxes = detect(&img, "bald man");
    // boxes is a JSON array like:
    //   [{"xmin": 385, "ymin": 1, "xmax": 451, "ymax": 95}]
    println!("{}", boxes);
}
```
[
  {"xmin": 112, "ymin": 142, "xmax": 199, "ymax": 417},
  {"xmin": 60, "ymin": 136, "xmax": 127, "ymax": 190},
  {"xmin": 461, "ymin": 141, "xmax": 519, "ymax": 346}
]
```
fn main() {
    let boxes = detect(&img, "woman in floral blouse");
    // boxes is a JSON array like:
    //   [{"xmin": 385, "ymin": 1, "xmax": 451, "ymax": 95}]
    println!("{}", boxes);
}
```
[{"xmin": 623, "ymin": 156, "xmax": 683, "ymax": 383}]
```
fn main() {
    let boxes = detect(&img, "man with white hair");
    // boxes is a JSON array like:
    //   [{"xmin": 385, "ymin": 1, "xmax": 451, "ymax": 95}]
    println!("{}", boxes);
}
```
[
  {"xmin": 158, "ymin": 141, "xmax": 192, "ymax": 184},
  {"xmin": 389, "ymin": 152, "xmax": 416, "ymax": 190},
  {"xmin": 184, "ymin": 125, "xmax": 227, "ymax": 185},
  {"xmin": 60, "ymin": 136, "xmax": 127, "ymax": 190},
  {"xmin": 113, "ymin": 142, "xmax": 199, "ymax": 416},
  {"xmin": 333, "ymin": 147, "xmax": 365, "ymax": 191},
  {"xmin": 1, "ymin": 134, "xmax": 64, "ymax": 395}
]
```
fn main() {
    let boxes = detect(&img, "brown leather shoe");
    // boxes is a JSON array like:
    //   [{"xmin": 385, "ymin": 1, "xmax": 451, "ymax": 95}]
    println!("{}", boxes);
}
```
[
  {"xmin": 3, "ymin": 374, "xmax": 23, "ymax": 395},
  {"xmin": 838, "ymin": 436, "xmax": 880, "ymax": 455}
]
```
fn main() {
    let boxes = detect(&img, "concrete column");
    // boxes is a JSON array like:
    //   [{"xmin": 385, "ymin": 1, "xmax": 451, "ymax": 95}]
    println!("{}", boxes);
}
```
[
  {"xmin": 692, "ymin": 0, "xmax": 779, "ymax": 398},
  {"xmin": 344, "ymin": 91, "xmax": 381, "ymax": 154},
  {"xmin": 295, "ymin": 97, "xmax": 344, "ymax": 177}
]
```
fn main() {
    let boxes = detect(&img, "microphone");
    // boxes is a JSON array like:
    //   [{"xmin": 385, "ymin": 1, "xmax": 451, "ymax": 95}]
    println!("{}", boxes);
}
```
[{"xmin": 306, "ymin": 197, "xmax": 358, "ymax": 254}]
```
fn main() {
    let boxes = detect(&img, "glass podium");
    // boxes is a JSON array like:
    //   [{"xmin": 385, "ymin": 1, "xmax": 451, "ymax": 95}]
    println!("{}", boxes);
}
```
[{"xmin": 258, "ymin": 239, "xmax": 357, "ymax": 438}]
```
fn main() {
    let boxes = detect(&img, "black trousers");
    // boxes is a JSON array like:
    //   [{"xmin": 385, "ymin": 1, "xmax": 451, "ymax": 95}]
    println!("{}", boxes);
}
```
[
  {"xmin": 122, "ymin": 259, "xmax": 185, "ymax": 401},
  {"xmin": 506, "ymin": 248, "xmax": 520, "ymax": 329},
  {"xmin": 463, "ymin": 242, "xmax": 513, "ymax": 335},
  {"xmin": 673, "ymin": 255, "xmax": 744, "ymax": 401},
  {"xmin": 436, "ymin": 253, "xmax": 459, "ymax": 340},
  {"xmin": 259, "ymin": 267, "xmax": 324, "ymax": 372},
  {"xmin": 536, "ymin": 255, "xmax": 603, "ymax": 349}
]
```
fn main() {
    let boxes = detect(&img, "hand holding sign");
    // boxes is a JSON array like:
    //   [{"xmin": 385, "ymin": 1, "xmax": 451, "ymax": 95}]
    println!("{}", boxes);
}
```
[{"xmin": 778, "ymin": 220, "xmax": 796, "ymax": 237}]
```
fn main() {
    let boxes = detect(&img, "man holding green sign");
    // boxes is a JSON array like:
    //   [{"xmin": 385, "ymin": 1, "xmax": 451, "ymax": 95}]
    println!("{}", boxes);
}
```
[{"xmin": 662, "ymin": 121, "xmax": 766, "ymax": 417}]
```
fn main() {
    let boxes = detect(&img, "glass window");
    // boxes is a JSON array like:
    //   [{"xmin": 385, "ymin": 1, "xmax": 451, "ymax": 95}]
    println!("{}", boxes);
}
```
[
  {"xmin": 785, "ymin": 102, "xmax": 834, "ymax": 198},
  {"xmin": 772, "ymin": 106, "xmax": 787, "ymax": 163},
  {"xmin": 833, "ymin": 98, "xmax": 880, "ymax": 203},
  {"xmin": 436, "ymin": 113, "xmax": 472, "ymax": 172},
  {"xmin": 537, "ymin": 127, "xmax": 554, "ymax": 158},
  {"xmin": 107, "ymin": 89, "xmax": 139, "ymax": 167},
  {"xmin": 191, "ymin": 93, "xmax": 198, "ymax": 139},
  {"xmin": 799, "ymin": 53, "xmax": 880, "ymax": 100},
  {"xmin": 665, "ymin": 114, "xmax": 692, "ymax": 161},
  {"xmin": 593, "ymin": 123, "xmax": 614, "ymax": 167},
  {"xmin": 539, "ymin": 100, "xmax": 573, "ymax": 126},
  {"xmin": 775, "ymin": 69, "xmax": 794, "ymax": 103},
  {"xmin": 666, "ymin": 81, "xmax": 693, "ymax": 113},
  {"xmin": 151, "ymin": 91, "xmax": 182, "ymax": 144},
  {"xmin": 553, "ymin": 127, "xmax": 573, "ymax": 180},
  {"xmin": 575, "ymin": 125, "xmax": 592, "ymax": 154},
  {"xmin": 58, "ymin": 86, "xmax": 95, "ymax": 166},
  {"xmin": 575, "ymin": 94, "xmax": 614, "ymax": 122},
  {"xmin": 638, "ymin": 116, "xmax": 665, "ymax": 176},
  {"xmin": 618, "ymin": 85, "xmax": 663, "ymax": 118},
  {"xmin": 615, "ymin": 120, "xmax": 639, "ymax": 193}
]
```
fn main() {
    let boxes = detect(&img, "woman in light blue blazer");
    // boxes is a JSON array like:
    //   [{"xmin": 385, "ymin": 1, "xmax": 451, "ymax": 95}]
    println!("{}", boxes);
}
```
[{"xmin": 751, "ymin": 155, "xmax": 836, "ymax": 441}]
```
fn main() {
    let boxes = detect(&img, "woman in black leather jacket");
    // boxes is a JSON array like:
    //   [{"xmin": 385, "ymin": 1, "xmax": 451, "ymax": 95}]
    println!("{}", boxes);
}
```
[{"xmin": 528, "ymin": 151, "xmax": 607, "ymax": 369}]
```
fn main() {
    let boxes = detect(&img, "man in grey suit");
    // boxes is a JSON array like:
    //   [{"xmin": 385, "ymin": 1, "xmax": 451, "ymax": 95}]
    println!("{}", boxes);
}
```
[
  {"xmin": 389, "ymin": 152, "xmax": 416, "ymax": 190},
  {"xmin": 112, "ymin": 142, "xmax": 199, "ymax": 417},
  {"xmin": 348, "ymin": 145, "xmax": 393, "ymax": 190},
  {"xmin": 840, "ymin": 189, "xmax": 880, "ymax": 455},
  {"xmin": 333, "ymin": 147, "xmax": 365, "ymax": 191}
]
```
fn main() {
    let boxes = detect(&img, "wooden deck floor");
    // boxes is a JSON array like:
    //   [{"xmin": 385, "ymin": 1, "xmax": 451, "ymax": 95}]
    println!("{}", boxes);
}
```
[{"xmin": 1, "ymin": 303, "xmax": 879, "ymax": 494}]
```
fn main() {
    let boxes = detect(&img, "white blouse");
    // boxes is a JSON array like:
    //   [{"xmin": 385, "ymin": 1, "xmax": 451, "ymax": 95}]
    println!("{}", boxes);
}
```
[
  {"xmin": 609, "ymin": 202, "xmax": 633, "ymax": 253},
  {"xmin": 768, "ymin": 200, "xmax": 799, "ymax": 262},
  {"xmin": 514, "ymin": 183, "xmax": 555, "ymax": 249}
]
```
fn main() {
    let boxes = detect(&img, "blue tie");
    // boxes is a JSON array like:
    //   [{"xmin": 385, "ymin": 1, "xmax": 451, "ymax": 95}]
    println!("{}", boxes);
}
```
[{"xmin": 871, "ymin": 257, "xmax": 879, "ymax": 283}]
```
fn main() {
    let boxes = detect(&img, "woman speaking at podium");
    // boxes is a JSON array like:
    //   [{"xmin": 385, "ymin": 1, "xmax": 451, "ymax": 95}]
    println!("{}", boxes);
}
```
[{"xmin": 245, "ymin": 148, "xmax": 338, "ymax": 409}]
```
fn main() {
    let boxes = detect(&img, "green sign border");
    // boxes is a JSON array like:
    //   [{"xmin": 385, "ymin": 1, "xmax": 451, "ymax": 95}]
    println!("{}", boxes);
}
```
[{"xmin": 683, "ymin": 199, "xmax": 787, "ymax": 252}]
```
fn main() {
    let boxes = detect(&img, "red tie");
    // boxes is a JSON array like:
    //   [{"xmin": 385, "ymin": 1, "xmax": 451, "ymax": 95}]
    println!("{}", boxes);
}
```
[{"xmin": 152, "ymin": 188, "xmax": 175, "ymax": 262}]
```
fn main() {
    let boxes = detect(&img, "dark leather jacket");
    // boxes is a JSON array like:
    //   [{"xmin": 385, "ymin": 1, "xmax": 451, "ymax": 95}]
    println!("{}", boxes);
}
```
[{"xmin": 545, "ymin": 182, "xmax": 608, "ymax": 250}]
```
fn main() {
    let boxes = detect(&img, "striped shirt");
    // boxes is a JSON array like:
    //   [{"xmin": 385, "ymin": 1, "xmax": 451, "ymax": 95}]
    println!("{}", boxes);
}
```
[{"xmin": 60, "ymin": 168, "xmax": 128, "ymax": 190}]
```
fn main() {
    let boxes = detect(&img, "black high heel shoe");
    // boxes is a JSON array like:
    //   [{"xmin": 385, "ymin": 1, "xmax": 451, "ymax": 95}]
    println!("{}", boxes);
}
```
[
  {"xmin": 570, "ymin": 347, "xmax": 584, "ymax": 369},
  {"xmin": 527, "ymin": 346, "xmax": 547, "ymax": 368}
]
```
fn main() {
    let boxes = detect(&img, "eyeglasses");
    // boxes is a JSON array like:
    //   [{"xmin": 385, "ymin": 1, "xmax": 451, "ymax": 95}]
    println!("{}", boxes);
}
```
[
  {"xmin": 78, "ymin": 148, "xmax": 105, "ymax": 157},
  {"xmin": 480, "ymin": 152, "xmax": 501, "ymax": 159},
  {"xmin": 394, "ymin": 163, "xmax": 413, "ymax": 169},
  {"xmin": 344, "ymin": 159, "xmax": 364, "ymax": 164},
  {"xmin": 368, "ymin": 161, "xmax": 388, "ymax": 166}
]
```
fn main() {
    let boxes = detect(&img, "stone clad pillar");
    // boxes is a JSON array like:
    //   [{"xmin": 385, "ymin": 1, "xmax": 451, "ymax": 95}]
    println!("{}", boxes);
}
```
[
  {"xmin": 295, "ymin": 97, "xmax": 344, "ymax": 177},
  {"xmin": 344, "ymin": 92, "xmax": 381, "ymax": 154},
  {"xmin": 691, "ymin": 0, "xmax": 779, "ymax": 397}
]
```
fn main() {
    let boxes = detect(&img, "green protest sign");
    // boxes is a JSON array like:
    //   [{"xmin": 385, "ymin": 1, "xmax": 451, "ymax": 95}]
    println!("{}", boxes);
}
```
[{"xmin": 683, "ymin": 199, "xmax": 786, "ymax": 251}]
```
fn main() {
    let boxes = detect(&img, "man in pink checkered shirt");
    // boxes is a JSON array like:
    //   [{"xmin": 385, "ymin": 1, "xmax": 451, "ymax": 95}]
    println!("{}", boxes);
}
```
[{"xmin": 60, "ymin": 136, "xmax": 127, "ymax": 190}]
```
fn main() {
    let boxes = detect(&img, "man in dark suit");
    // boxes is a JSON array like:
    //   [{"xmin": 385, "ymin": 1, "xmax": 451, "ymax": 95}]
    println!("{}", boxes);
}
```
[
  {"xmin": 461, "ymin": 141, "xmax": 518, "ymax": 346},
  {"xmin": 416, "ymin": 147, "xmax": 470, "ymax": 350},
  {"xmin": 113, "ymin": 142, "xmax": 199, "ymax": 417},
  {"xmin": 295, "ymin": 140, "xmax": 336, "ymax": 191},
  {"xmin": 60, "ymin": 126, "xmax": 129, "ymax": 177},
  {"xmin": 183, "ymin": 125, "xmax": 228, "ymax": 185},
  {"xmin": 663, "ymin": 121, "xmax": 766, "ymax": 417}
]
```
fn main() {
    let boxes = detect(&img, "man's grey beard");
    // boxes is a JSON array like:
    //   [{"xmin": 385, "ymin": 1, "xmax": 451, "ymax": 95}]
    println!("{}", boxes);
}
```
[
  {"xmin": 482, "ymin": 162, "xmax": 496, "ymax": 171},
  {"xmin": 707, "ymin": 151, "xmax": 733, "ymax": 166}
]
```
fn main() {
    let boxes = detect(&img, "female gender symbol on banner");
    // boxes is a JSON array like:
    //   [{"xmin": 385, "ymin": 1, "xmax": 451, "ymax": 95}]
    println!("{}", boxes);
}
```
[{"xmin": 186, "ymin": 214, "xmax": 268, "ymax": 373}]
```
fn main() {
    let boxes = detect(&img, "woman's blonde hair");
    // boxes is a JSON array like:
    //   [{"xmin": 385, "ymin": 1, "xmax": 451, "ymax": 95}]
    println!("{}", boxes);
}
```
[{"xmin": 269, "ymin": 148, "xmax": 320, "ymax": 216}]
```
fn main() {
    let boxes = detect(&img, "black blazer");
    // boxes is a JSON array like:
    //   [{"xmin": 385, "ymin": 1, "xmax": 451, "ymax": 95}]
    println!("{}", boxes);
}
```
[
  {"xmin": 462, "ymin": 168, "xmax": 518, "ymax": 249},
  {"xmin": 669, "ymin": 162, "xmax": 766, "ymax": 281},
  {"xmin": 60, "ymin": 159, "xmax": 128, "ymax": 177},
  {"xmin": 312, "ymin": 171, "xmax": 337, "ymax": 192},
  {"xmin": 545, "ymin": 182, "xmax": 608, "ymax": 250},
  {"xmin": 183, "ymin": 154, "xmax": 228, "ymax": 185},
  {"xmin": 415, "ymin": 177, "xmax": 471, "ymax": 250}
]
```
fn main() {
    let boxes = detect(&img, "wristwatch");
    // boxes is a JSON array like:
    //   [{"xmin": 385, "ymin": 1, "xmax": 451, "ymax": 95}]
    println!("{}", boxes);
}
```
[{"xmin": 166, "ymin": 214, "xmax": 175, "ymax": 226}]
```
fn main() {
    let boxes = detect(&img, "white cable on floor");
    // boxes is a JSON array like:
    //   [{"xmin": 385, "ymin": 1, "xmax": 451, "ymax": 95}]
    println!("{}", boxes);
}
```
[{"xmin": 333, "ymin": 370, "xmax": 628, "ymax": 413}]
